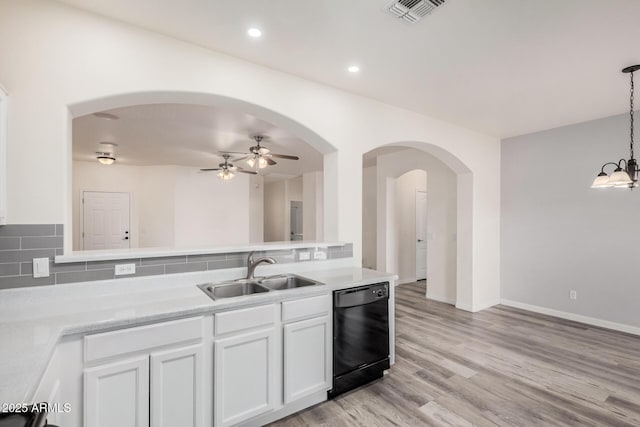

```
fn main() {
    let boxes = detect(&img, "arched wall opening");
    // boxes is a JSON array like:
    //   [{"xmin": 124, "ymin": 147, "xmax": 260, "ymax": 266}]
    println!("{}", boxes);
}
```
[
  {"xmin": 64, "ymin": 91, "xmax": 339, "ymax": 253},
  {"xmin": 362, "ymin": 142, "xmax": 470, "ymax": 308}
]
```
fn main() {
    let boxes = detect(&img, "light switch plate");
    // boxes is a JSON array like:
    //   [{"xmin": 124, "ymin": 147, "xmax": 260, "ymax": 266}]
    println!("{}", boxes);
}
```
[
  {"xmin": 33, "ymin": 258, "xmax": 50, "ymax": 278},
  {"xmin": 314, "ymin": 250, "xmax": 327, "ymax": 260},
  {"xmin": 298, "ymin": 251, "xmax": 310, "ymax": 261},
  {"xmin": 115, "ymin": 263, "xmax": 136, "ymax": 276}
]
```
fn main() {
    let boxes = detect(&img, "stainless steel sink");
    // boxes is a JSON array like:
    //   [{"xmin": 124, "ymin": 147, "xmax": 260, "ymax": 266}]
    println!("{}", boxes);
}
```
[
  {"xmin": 258, "ymin": 274, "xmax": 323, "ymax": 290},
  {"xmin": 198, "ymin": 274, "xmax": 324, "ymax": 300},
  {"xmin": 198, "ymin": 281, "xmax": 269, "ymax": 300}
]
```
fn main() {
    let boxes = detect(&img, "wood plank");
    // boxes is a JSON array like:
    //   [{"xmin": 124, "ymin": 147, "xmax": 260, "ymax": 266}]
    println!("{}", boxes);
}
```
[{"xmin": 268, "ymin": 282, "xmax": 640, "ymax": 427}]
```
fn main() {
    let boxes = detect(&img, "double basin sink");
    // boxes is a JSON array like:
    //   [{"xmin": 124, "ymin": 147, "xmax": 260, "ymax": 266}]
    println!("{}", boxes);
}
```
[{"xmin": 198, "ymin": 274, "xmax": 324, "ymax": 300}]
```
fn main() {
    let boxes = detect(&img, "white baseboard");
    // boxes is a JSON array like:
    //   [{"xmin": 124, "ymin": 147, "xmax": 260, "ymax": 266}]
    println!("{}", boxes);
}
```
[
  {"xmin": 426, "ymin": 293, "xmax": 455, "ymax": 305},
  {"xmin": 473, "ymin": 299, "xmax": 501, "ymax": 312},
  {"xmin": 501, "ymin": 299, "xmax": 640, "ymax": 336},
  {"xmin": 455, "ymin": 302, "xmax": 473, "ymax": 312},
  {"xmin": 396, "ymin": 277, "xmax": 417, "ymax": 285}
]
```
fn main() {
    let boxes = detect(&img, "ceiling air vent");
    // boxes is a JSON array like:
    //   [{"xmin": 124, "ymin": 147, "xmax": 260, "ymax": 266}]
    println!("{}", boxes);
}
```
[{"xmin": 385, "ymin": 0, "xmax": 446, "ymax": 23}]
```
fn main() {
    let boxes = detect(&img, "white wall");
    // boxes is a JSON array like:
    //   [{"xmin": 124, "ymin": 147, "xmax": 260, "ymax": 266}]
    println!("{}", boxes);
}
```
[
  {"xmin": 249, "ymin": 175, "xmax": 264, "ymax": 243},
  {"xmin": 375, "ymin": 150, "xmax": 458, "ymax": 305},
  {"xmin": 302, "ymin": 171, "xmax": 323, "ymax": 241},
  {"xmin": 395, "ymin": 170, "xmax": 427, "ymax": 285},
  {"xmin": 264, "ymin": 180, "xmax": 286, "ymax": 242},
  {"xmin": 362, "ymin": 166, "xmax": 377, "ymax": 269},
  {"xmin": 138, "ymin": 165, "xmax": 175, "ymax": 248},
  {"xmin": 0, "ymin": 0, "xmax": 500, "ymax": 311},
  {"xmin": 502, "ymin": 113, "xmax": 640, "ymax": 329},
  {"xmin": 73, "ymin": 161, "xmax": 255, "ymax": 249},
  {"xmin": 173, "ymin": 167, "xmax": 250, "ymax": 247}
]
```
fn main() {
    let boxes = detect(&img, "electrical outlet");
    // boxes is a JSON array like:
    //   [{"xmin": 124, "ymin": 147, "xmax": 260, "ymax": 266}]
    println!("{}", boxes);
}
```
[
  {"xmin": 32, "ymin": 258, "xmax": 50, "ymax": 278},
  {"xmin": 314, "ymin": 250, "xmax": 327, "ymax": 260},
  {"xmin": 298, "ymin": 251, "xmax": 310, "ymax": 261},
  {"xmin": 115, "ymin": 263, "xmax": 136, "ymax": 276},
  {"xmin": 569, "ymin": 290, "xmax": 577, "ymax": 300}
]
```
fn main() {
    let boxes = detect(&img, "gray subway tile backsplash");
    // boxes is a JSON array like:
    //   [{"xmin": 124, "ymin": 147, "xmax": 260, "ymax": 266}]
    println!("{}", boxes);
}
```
[
  {"xmin": 0, "ymin": 248, "xmax": 56, "ymax": 263},
  {"xmin": 0, "ymin": 263, "xmax": 20, "ymax": 276},
  {"xmin": 0, "ymin": 224, "xmax": 56, "ymax": 237},
  {"xmin": 116, "ymin": 264, "xmax": 165, "ymax": 279},
  {"xmin": 207, "ymin": 258, "xmax": 245, "ymax": 270},
  {"xmin": 56, "ymin": 269, "xmax": 115, "ymax": 284},
  {"xmin": 0, "ymin": 237, "xmax": 21, "ymax": 250},
  {"xmin": 21, "ymin": 236, "xmax": 64, "ymax": 250},
  {"xmin": 165, "ymin": 262, "xmax": 208, "ymax": 275},
  {"xmin": 141, "ymin": 256, "xmax": 187, "ymax": 266},
  {"xmin": 0, "ymin": 275, "xmax": 56, "ymax": 289},
  {"xmin": 0, "ymin": 224, "xmax": 352, "ymax": 290}
]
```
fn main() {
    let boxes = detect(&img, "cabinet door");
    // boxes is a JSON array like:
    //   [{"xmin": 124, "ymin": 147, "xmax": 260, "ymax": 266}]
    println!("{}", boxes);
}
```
[
  {"xmin": 214, "ymin": 328, "xmax": 276, "ymax": 426},
  {"xmin": 150, "ymin": 344, "xmax": 203, "ymax": 427},
  {"xmin": 283, "ymin": 315, "xmax": 331, "ymax": 404},
  {"xmin": 84, "ymin": 356, "xmax": 150, "ymax": 427}
]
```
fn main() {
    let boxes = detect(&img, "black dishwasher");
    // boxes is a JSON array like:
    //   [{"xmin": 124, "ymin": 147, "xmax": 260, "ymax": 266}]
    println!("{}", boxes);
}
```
[{"xmin": 329, "ymin": 282, "xmax": 390, "ymax": 398}]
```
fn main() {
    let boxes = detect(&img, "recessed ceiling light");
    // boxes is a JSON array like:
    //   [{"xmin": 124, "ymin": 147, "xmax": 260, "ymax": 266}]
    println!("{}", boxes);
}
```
[
  {"xmin": 247, "ymin": 28, "xmax": 262, "ymax": 38},
  {"xmin": 347, "ymin": 65, "xmax": 360, "ymax": 73}
]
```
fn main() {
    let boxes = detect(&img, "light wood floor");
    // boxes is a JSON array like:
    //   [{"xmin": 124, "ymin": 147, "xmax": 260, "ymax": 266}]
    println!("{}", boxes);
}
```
[{"xmin": 269, "ymin": 281, "xmax": 640, "ymax": 426}]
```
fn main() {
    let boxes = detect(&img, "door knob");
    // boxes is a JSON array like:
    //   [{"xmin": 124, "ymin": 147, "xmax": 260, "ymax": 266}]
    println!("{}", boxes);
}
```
[{"xmin": 417, "ymin": 239, "xmax": 424, "ymax": 242}]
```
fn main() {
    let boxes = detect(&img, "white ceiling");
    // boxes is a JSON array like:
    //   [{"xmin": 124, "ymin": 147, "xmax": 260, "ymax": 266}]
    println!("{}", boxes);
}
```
[
  {"xmin": 58, "ymin": 0, "xmax": 640, "ymax": 138},
  {"xmin": 72, "ymin": 103, "xmax": 324, "ymax": 177}
]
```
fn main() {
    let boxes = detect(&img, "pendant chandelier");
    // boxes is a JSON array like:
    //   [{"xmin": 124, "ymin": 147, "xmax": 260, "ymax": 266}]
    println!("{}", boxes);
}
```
[{"xmin": 591, "ymin": 65, "xmax": 640, "ymax": 189}]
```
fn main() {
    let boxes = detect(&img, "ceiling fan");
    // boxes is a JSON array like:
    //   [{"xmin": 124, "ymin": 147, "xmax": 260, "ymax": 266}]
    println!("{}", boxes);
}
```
[
  {"xmin": 226, "ymin": 135, "xmax": 300, "ymax": 169},
  {"xmin": 200, "ymin": 153, "xmax": 257, "ymax": 181}
]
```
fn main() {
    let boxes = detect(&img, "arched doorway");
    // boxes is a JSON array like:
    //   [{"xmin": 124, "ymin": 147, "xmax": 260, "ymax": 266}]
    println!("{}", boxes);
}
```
[{"xmin": 362, "ymin": 142, "xmax": 470, "ymax": 309}]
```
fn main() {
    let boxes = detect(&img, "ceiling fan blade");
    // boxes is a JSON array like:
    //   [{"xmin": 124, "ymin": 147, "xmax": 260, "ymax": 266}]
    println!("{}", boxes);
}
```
[
  {"xmin": 232, "ymin": 156, "xmax": 251, "ymax": 162},
  {"xmin": 257, "ymin": 147, "xmax": 270, "ymax": 155},
  {"xmin": 200, "ymin": 168, "xmax": 222, "ymax": 172},
  {"xmin": 221, "ymin": 151, "xmax": 251, "ymax": 155},
  {"xmin": 269, "ymin": 153, "xmax": 299, "ymax": 160},
  {"xmin": 236, "ymin": 169, "xmax": 258, "ymax": 175},
  {"xmin": 266, "ymin": 157, "xmax": 277, "ymax": 166}
]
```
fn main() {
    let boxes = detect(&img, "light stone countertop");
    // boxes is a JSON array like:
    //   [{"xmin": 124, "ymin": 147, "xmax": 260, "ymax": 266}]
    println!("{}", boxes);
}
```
[{"xmin": 0, "ymin": 262, "xmax": 395, "ymax": 405}]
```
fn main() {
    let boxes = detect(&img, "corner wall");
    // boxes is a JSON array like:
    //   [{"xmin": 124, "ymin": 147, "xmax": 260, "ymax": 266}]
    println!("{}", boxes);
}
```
[{"xmin": 502, "ymin": 112, "xmax": 640, "ymax": 328}]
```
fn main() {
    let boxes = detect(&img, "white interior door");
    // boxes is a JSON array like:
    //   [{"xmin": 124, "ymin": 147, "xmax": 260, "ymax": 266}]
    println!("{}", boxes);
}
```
[
  {"xmin": 290, "ymin": 201, "xmax": 303, "ymax": 241},
  {"xmin": 83, "ymin": 191, "xmax": 131, "ymax": 250},
  {"xmin": 415, "ymin": 191, "xmax": 427, "ymax": 281}
]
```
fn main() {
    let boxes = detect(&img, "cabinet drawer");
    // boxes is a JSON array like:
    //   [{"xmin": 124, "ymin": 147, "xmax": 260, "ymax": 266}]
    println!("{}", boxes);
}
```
[
  {"xmin": 215, "ymin": 304, "xmax": 275, "ymax": 336},
  {"xmin": 85, "ymin": 316, "xmax": 203, "ymax": 363},
  {"xmin": 282, "ymin": 294, "xmax": 331, "ymax": 323}
]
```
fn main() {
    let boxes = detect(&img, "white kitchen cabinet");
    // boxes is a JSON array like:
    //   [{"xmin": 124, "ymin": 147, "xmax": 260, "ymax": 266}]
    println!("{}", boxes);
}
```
[
  {"xmin": 84, "ymin": 355, "xmax": 150, "ymax": 427},
  {"xmin": 283, "ymin": 314, "xmax": 331, "ymax": 404},
  {"xmin": 151, "ymin": 344, "xmax": 203, "ymax": 427},
  {"xmin": 214, "ymin": 327, "xmax": 277, "ymax": 427}
]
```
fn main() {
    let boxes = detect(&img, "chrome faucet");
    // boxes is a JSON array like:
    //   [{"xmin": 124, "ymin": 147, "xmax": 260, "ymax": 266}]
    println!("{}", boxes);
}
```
[{"xmin": 246, "ymin": 251, "xmax": 276, "ymax": 280}]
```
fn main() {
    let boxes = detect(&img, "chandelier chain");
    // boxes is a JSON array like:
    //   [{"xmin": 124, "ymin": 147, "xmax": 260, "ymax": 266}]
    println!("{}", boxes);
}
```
[{"xmin": 631, "ymin": 71, "xmax": 635, "ymax": 159}]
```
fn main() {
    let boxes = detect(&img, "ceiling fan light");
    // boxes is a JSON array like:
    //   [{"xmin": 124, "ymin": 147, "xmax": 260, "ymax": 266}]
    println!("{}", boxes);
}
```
[
  {"xmin": 97, "ymin": 155, "xmax": 115, "ymax": 165},
  {"xmin": 246, "ymin": 157, "xmax": 256, "ymax": 168},
  {"xmin": 608, "ymin": 169, "xmax": 632, "ymax": 186},
  {"xmin": 591, "ymin": 172, "xmax": 612, "ymax": 188},
  {"xmin": 258, "ymin": 157, "xmax": 268, "ymax": 169},
  {"xmin": 217, "ymin": 170, "xmax": 234, "ymax": 181}
]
